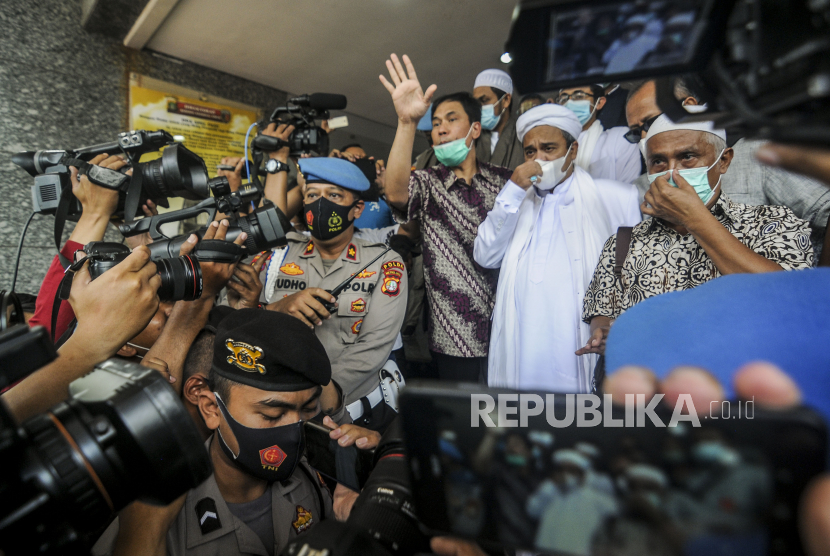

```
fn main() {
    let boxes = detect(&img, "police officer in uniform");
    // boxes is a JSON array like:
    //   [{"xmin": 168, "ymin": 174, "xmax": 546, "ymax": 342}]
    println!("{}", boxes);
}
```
[
  {"xmin": 262, "ymin": 157, "xmax": 407, "ymax": 432},
  {"xmin": 94, "ymin": 309, "xmax": 367, "ymax": 556}
]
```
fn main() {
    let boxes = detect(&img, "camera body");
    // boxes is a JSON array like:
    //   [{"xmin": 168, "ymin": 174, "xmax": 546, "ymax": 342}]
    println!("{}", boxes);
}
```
[
  {"xmin": 84, "ymin": 241, "xmax": 203, "ymax": 303},
  {"xmin": 0, "ymin": 327, "xmax": 212, "ymax": 554},
  {"xmin": 254, "ymin": 93, "xmax": 348, "ymax": 157}
]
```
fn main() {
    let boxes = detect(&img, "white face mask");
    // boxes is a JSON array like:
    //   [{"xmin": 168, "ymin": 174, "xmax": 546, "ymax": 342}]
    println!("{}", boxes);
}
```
[{"xmin": 535, "ymin": 145, "xmax": 574, "ymax": 190}]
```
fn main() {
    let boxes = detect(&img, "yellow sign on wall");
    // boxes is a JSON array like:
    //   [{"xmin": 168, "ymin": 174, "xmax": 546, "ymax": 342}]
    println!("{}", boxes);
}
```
[{"xmin": 128, "ymin": 73, "xmax": 261, "ymax": 179}]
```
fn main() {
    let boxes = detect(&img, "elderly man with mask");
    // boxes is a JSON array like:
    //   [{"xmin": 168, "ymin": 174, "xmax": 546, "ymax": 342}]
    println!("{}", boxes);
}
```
[
  {"xmin": 580, "ymin": 115, "xmax": 814, "ymax": 355},
  {"xmin": 474, "ymin": 104, "xmax": 640, "ymax": 393}
]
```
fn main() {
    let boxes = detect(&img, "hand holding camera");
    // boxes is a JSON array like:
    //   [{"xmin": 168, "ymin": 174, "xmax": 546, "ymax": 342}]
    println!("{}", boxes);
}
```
[{"xmin": 260, "ymin": 122, "xmax": 295, "ymax": 161}]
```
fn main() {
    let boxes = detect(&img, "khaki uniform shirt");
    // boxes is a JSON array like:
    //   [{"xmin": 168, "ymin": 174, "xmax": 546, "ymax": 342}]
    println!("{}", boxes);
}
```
[
  {"xmin": 93, "ymin": 437, "xmax": 332, "ymax": 556},
  {"xmin": 261, "ymin": 232, "xmax": 407, "ymax": 404}
]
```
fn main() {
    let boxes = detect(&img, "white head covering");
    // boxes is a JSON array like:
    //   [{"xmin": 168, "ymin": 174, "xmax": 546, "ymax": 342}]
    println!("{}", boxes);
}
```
[
  {"xmin": 516, "ymin": 104, "xmax": 583, "ymax": 143},
  {"xmin": 625, "ymin": 464, "xmax": 668, "ymax": 488},
  {"xmin": 645, "ymin": 113, "xmax": 726, "ymax": 146},
  {"xmin": 552, "ymin": 449, "xmax": 591, "ymax": 471},
  {"xmin": 667, "ymin": 12, "xmax": 695, "ymax": 27},
  {"xmin": 474, "ymin": 69, "xmax": 513, "ymax": 95}
]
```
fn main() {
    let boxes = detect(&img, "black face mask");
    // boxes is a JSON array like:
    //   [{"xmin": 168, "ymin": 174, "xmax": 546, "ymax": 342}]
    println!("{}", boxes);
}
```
[
  {"xmin": 303, "ymin": 197, "xmax": 357, "ymax": 241},
  {"xmin": 214, "ymin": 393, "xmax": 304, "ymax": 482}
]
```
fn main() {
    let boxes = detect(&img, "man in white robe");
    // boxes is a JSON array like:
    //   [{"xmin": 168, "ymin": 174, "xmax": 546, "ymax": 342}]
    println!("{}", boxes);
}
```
[
  {"xmin": 474, "ymin": 104, "xmax": 641, "ymax": 392},
  {"xmin": 553, "ymin": 84, "xmax": 642, "ymax": 184}
]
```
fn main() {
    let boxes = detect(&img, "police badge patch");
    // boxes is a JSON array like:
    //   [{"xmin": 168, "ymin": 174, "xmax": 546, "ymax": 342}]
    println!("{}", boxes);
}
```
[
  {"xmin": 292, "ymin": 505, "xmax": 314, "ymax": 534},
  {"xmin": 225, "ymin": 340, "xmax": 266, "ymax": 374},
  {"xmin": 381, "ymin": 260, "xmax": 404, "ymax": 298}
]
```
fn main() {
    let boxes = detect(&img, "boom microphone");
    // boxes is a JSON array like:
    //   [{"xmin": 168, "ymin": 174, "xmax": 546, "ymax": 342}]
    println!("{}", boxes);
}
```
[{"xmin": 289, "ymin": 93, "xmax": 347, "ymax": 111}]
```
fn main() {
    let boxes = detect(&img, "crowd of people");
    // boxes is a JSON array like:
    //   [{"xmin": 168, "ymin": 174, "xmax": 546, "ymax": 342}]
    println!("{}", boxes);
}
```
[{"xmin": 3, "ymin": 34, "xmax": 830, "ymax": 556}]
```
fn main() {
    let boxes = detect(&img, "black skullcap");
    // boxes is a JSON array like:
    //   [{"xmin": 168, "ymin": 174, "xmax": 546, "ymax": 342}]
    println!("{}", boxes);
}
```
[
  {"xmin": 212, "ymin": 309, "xmax": 331, "ymax": 391},
  {"xmin": 206, "ymin": 305, "xmax": 236, "ymax": 333}
]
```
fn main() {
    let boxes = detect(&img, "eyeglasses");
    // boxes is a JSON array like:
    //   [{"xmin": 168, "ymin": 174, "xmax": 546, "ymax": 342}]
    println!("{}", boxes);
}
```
[
  {"xmin": 555, "ymin": 91, "xmax": 595, "ymax": 104},
  {"xmin": 624, "ymin": 114, "xmax": 662, "ymax": 144}
]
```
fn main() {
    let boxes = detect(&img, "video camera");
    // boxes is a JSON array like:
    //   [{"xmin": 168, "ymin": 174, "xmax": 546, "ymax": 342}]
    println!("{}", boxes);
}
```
[
  {"xmin": 505, "ymin": 0, "xmax": 830, "ymax": 144},
  {"xmin": 12, "ymin": 129, "xmax": 211, "ymax": 220},
  {"xmin": 253, "ymin": 93, "xmax": 348, "ymax": 157},
  {"xmin": 0, "ymin": 325, "xmax": 212, "ymax": 554},
  {"xmin": 118, "ymin": 177, "xmax": 291, "ymax": 259}
]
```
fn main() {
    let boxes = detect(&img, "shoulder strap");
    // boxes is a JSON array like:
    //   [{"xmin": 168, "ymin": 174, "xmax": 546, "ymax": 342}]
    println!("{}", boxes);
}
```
[{"xmin": 614, "ymin": 227, "xmax": 634, "ymax": 281}]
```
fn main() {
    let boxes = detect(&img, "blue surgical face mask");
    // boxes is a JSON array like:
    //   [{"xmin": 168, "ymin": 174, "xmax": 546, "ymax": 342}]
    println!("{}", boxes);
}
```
[
  {"xmin": 433, "ymin": 124, "xmax": 475, "ymax": 167},
  {"xmin": 480, "ymin": 95, "xmax": 506, "ymax": 130},
  {"xmin": 647, "ymin": 149, "xmax": 725, "ymax": 205},
  {"xmin": 564, "ymin": 99, "xmax": 596, "ymax": 126}
]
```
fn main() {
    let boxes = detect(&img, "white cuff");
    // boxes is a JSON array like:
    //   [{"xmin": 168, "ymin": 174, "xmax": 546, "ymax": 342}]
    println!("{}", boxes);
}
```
[{"xmin": 497, "ymin": 180, "xmax": 528, "ymax": 214}]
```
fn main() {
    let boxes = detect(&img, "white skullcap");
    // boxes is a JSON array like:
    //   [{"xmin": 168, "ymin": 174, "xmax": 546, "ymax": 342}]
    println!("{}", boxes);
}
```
[
  {"xmin": 667, "ymin": 12, "xmax": 695, "ymax": 27},
  {"xmin": 574, "ymin": 442, "xmax": 600, "ymax": 459},
  {"xmin": 474, "ymin": 69, "xmax": 513, "ymax": 95},
  {"xmin": 516, "ymin": 103, "xmax": 584, "ymax": 143},
  {"xmin": 625, "ymin": 14, "xmax": 650, "ymax": 27},
  {"xmin": 552, "ymin": 449, "xmax": 591, "ymax": 471},
  {"xmin": 625, "ymin": 464, "xmax": 668, "ymax": 488},
  {"xmin": 645, "ymin": 113, "xmax": 726, "ymax": 146}
]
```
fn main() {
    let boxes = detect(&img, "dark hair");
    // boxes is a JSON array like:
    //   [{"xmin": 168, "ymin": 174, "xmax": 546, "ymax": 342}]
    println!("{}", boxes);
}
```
[
  {"xmin": 561, "ymin": 130, "xmax": 577, "ymax": 149},
  {"xmin": 340, "ymin": 143, "xmax": 364, "ymax": 153},
  {"xmin": 432, "ymin": 92, "xmax": 481, "ymax": 125},
  {"xmin": 490, "ymin": 87, "xmax": 512, "ymax": 115},
  {"xmin": 673, "ymin": 75, "xmax": 704, "ymax": 102},
  {"xmin": 208, "ymin": 366, "xmax": 236, "ymax": 404},
  {"xmin": 183, "ymin": 329, "xmax": 215, "ymax": 382}
]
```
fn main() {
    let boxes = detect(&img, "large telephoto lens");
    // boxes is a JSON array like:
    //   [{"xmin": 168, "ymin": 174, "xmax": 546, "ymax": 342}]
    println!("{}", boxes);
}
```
[
  {"xmin": 138, "ymin": 143, "xmax": 210, "ymax": 201},
  {"xmin": 154, "ymin": 255, "xmax": 202, "ymax": 302},
  {"xmin": 0, "ymin": 360, "xmax": 212, "ymax": 554}
]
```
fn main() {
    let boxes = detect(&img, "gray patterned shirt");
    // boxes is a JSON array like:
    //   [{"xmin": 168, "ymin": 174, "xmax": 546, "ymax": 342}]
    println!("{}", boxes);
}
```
[
  {"xmin": 582, "ymin": 193, "xmax": 814, "ymax": 322},
  {"xmin": 393, "ymin": 161, "xmax": 513, "ymax": 357}
]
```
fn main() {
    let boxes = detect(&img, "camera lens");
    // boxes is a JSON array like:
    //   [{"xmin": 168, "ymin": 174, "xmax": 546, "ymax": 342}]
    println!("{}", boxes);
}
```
[
  {"xmin": 154, "ymin": 255, "xmax": 203, "ymax": 302},
  {"xmin": 138, "ymin": 143, "xmax": 210, "ymax": 201},
  {"xmin": 235, "ymin": 203, "xmax": 291, "ymax": 253},
  {"xmin": 0, "ymin": 360, "xmax": 212, "ymax": 554}
]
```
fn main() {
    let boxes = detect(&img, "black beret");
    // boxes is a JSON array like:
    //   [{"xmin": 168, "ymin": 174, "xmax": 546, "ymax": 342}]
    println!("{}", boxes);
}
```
[
  {"xmin": 212, "ymin": 309, "xmax": 331, "ymax": 391},
  {"xmin": 205, "ymin": 305, "xmax": 236, "ymax": 333}
]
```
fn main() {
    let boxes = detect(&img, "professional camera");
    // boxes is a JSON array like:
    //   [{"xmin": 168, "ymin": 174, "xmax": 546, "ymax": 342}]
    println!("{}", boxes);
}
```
[
  {"xmin": 0, "ymin": 325, "xmax": 212, "ymax": 555},
  {"xmin": 252, "ymin": 93, "xmax": 348, "ymax": 157},
  {"xmin": 281, "ymin": 419, "xmax": 431, "ymax": 556},
  {"xmin": 12, "ymin": 129, "xmax": 212, "ymax": 257},
  {"xmin": 119, "ymin": 178, "xmax": 291, "ymax": 259},
  {"xmin": 83, "ymin": 241, "xmax": 203, "ymax": 302},
  {"xmin": 505, "ymin": 0, "xmax": 830, "ymax": 144}
]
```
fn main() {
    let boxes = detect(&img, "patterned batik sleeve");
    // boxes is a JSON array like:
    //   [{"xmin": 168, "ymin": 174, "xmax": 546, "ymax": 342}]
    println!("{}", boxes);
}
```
[
  {"xmin": 582, "ymin": 234, "xmax": 622, "ymax": 323},
  {"xmin": 745, "ymin": 205, "xmax": 815, "ymax": 270},
  {"xmin": 391, "ymin": 170, "xmax": 427, "ymax": 225}
]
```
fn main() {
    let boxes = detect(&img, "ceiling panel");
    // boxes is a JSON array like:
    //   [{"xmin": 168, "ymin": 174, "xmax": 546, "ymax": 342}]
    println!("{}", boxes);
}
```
[{"xmin": 146, "ymin": 0, "xmax": 518, "ymax": 131}]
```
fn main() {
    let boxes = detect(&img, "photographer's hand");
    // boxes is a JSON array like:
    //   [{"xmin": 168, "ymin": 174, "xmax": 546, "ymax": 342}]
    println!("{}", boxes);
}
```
[
  {"xmin": 333, "ymin": 484, "xmax": 360, "ymax": 522},
  {"xmin": 261, "ymin": 122, "xmax": 296, "ymax": 216},
  {"xmin": 124, "ymin": 199, "xmax": 159, "ymax": 250},
  {"xmin": 323, "ymin": 415, "xmax": 381, "ymax": 450},
  {"xmin": 68, "ymin": 153, "xmax": 124, "ymax": 245},
  {"xmin": 217, "ymin": 156, "xmax": 245, "ymax": 193},
  {"xmin": 265, "ymin": 288, "xmax": 335, "ymax": 329},
  {"xmin": 430, "ymin": 537, "xmax": 488, "ymax": 556},
  {"xmin": 180, "ymin": 220, "xmax": 248, "ymax": 299},
  {"xmin": 261, "ymin": 122, "xmax": 295, "ymax": 162},
  {"xmin": 226, "ymin": 256, "xmax": 266, "ymax": 309},
  {"xmin": 3, "ymin": 247, "xmax": 161, "ymax": 421}
]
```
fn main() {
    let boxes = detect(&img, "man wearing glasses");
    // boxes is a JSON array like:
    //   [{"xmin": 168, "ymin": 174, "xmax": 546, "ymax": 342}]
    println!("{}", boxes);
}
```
[{"xmin": 554, "ymin": 84, "xmax": 642, "ymax": 184}]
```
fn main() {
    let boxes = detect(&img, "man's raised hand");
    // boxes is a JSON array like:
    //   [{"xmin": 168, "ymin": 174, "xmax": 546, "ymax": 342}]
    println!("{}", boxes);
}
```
[{"xmin": 379, "ymin": 54, "xmax": 436, "ymax": 124}]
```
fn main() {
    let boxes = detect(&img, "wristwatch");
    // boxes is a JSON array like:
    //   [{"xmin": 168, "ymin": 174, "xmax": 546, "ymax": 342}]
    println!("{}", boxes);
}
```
[{"xmin": 265, "ymin": 159, "xmax": 289, "ymax": 174}]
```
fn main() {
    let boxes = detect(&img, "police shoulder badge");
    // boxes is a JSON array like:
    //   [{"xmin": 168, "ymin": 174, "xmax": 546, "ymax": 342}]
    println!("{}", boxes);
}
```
[
  {"xmin": 381, "ymin": 260, "xmax": 404, "ymax": 298},
  {"xmin": 292, "ymin": 505, "xmax": 314, "ymax": 534},
  {"xmin": 350, "ymin": 298, "xmax": 366, "ymax": 313},
  {"xmin": 303, "ymin": 242, "xmax": 315, "ymax": 256},
  {"xmin": 280, "ymin": 262, "xmax": 304, "ymax": 276},
  {"xmin": 225, "ymin": 339, "xmax": 266, "ymax": 374}
]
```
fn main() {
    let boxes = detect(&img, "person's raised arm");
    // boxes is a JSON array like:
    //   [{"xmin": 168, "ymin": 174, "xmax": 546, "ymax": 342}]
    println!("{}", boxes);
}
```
[
  {"xmin": 5, "ymin": 247, "xmax": 161, "ymax": 421},
  {"xmin": 260, "ymin": 123, "xmax": 295, "ymax": 216},
  {"xmin": 142, "ymin": 221, "xmax": 248, "ymax": 394},
  {"xmin": 379, "ymin": 54, "xmax": 436, "ymax": 211}
]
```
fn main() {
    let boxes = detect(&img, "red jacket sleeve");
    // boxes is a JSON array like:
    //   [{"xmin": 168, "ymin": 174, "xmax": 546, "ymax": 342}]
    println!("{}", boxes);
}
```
[{"xmin": 28, "ymin": 241, "xmax": 83, "ymax": 341}]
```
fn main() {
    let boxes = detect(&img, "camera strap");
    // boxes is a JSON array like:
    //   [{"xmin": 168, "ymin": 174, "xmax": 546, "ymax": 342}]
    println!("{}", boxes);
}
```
[
  {"xmin": 51, "ymin": 254, "xmax": 89, "ymax": 343},
  {"xmin": 63, "ymin": 158, "xmax": 130, "ymax": 191},
  {"xmin": 54, "ymin": 185, "xmax": 75, "ymax": 269}
]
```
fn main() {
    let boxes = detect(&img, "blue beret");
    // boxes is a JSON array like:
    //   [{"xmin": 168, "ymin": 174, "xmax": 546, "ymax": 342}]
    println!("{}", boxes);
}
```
[
  {"xmin": 298, "ymin": 157, "xmax": 370, "ymax": 192},
  {"xmin": 417, "ymin": 104, "xmax": 433, "ymax": 131}
]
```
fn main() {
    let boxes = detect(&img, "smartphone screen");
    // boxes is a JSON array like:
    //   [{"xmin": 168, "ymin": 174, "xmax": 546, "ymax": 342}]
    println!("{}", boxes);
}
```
[
  {"xmin": 401, "ymin": 383, "xmax": 827, "ymax": 556},
  {"xmin": 303, "ymin": 420, "xmax": 374, "ymax": 492}
]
